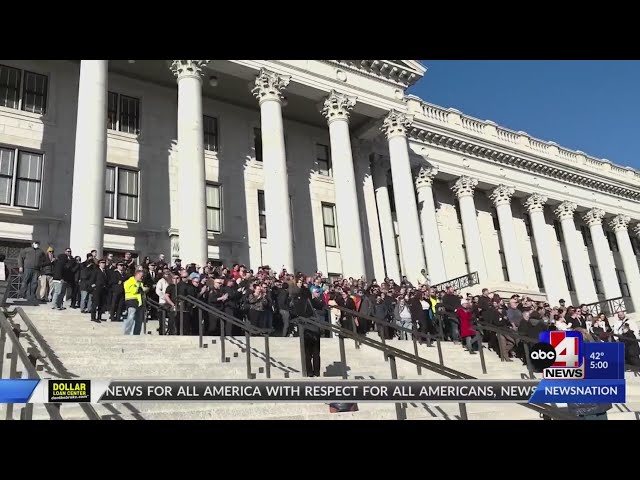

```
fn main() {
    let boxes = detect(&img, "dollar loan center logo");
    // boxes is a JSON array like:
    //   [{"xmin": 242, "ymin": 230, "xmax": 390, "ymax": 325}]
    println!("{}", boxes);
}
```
[{"xmin": 530, "ymin": 331, "xmax": 584, "ymax": 379}]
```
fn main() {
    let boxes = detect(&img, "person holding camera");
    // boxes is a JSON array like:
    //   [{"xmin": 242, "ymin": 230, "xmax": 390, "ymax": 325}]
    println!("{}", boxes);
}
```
[{"xmin": 123, "ymin": 269, "xmax": 145, "ymax": 335}]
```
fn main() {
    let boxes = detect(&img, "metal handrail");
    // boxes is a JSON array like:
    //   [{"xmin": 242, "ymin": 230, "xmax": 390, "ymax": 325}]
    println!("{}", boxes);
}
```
[
  {"xmin": 6, "ymin": 307, "xmax": 100, "ymax": 420},
  {"xmin": 583, "ymin": 297, "xmax": 627, "ymax": 316},
  {"xmin": 0, "ymin": 310, "xmax": 63, "ymax": 420},
  {"xmin": 293, "ymin": 314, "xmax": 574, "ymax": 420},
  {"xmin": 431, "ymin": 271, "xmax": 480, "ymax": 292},
  {"xmin": 145, "ymin": 298, "xmax": 168, "ymax": 335},
  {"xmin": 177, "ymin": 295, "xmax": 272, "ymax": 379}
]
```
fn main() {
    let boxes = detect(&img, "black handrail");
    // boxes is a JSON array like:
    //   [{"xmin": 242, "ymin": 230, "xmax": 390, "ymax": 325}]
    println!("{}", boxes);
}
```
[
  {"xmin": 583, "ymin": 297, "xmax": 628, "ymax": 316},
  {"xmin": 146, "ymin": 298, "xmax": 168, "ymax": 335},
  {"xmin": 293, "ymin": 314, "xmax": 574, "ymax": 421},
  {"xmin": 177, "ymin": 295, "xmax": 272, "ymax": 379},
  {"xmin": 431, "ymin": 271, "xmax": 480, "ymax": 292},
  {"xmin": 6, "ymin": 307, "xmax": 100, "ymax": 420},
  {"xmin": 0, "ymin": 310, "xmax": 63, "ymax": 420}
]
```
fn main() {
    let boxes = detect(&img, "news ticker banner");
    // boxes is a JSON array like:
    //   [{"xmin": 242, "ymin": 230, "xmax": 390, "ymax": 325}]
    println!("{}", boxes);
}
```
[{"xmin": 0, "ymin": 378, "xmax": 626, "ymax": 404}]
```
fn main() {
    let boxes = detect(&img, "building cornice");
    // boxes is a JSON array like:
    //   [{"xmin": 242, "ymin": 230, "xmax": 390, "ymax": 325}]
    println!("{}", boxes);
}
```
[
  {"xmin": 407, "ymin": 122, "xmax": 640, "ymax": 202},
  {"xmin": 403, "ymin": 99, "xmax": 639, "ymax": 195},
  {"xmin": 325, "ymin": 60, "xmax": 424, "ymax": 88}
]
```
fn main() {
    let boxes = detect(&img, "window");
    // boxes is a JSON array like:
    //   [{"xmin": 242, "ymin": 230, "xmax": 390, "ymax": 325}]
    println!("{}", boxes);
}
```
[
  {"xmin": 590, "ymin": 265, "xmax": 602, "ymax": 295},
  {"xmin": 605, "ymin": 231, "xmax": 619, "ymax": 252},
  {"xmin": 203, "ymin": 115, "xmax": 219, "ymax": 152},
  {"xmin": 322, "ymin": 203, "xmax": 337, "ymax": 248},
  {"xmin": 0, "ymin": 147, "xmax": 44, "ymax": 209},
  {"xmin": 0, "ymin": 64, "xmax": 48, "ymax": 115},
  {"xmin": 631, "ymin": 235, "xmax": 640, "ymax": 256},
  {"xmin": 553, "ymin": 220, "xmax": 564, "ymax": 243},
  {"xmin": 316, "ymin": 143, "xmax": 331, "ymax": 176},
  {"xmin": 258, "ymin": 190, "xmax": 267, "ymax": 238},
  {"xmin": 523, "ymin": 213, "xmax": 533, "ymax": 237},
  {"xmin": 492, "ymin": 208, "xmax": 500, "ymax": 231},
  {"xmin": 499, "ymin": 250, "xmax": 509, "ymax": 281},
  {"xmin": 616, "ymin": 269, "xmax": 630, "ymax": 297},
  {"xmin": 107, "ymin": 92, "xmax": 140, "ymax": 134},
  {"xmin": 206, "ymin": 184, "xmax": 222, "ymax": 233},
  {"xmin": 105, "ymin": 166, "xmax": 139, "ymax": 222},
  {"xmin": 532, "ymin": 255, "xmax": 544, "ymax": 289},
  {"xmin": 580, "ymin": 225, "xmax": 592, "ymax": 247},
  {"xmin": 562, "ymin": 260, "xmax": 574, "ymax": 292},
  {"xmin": 253, "ymin": 128, "xmax": 263, "ymax": 162}
]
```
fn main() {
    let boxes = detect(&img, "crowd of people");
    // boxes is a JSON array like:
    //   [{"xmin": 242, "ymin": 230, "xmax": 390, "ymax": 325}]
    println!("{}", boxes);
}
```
[{"xmin": 15, "ymin": 241, "xmax": 640, "ymax": 370}]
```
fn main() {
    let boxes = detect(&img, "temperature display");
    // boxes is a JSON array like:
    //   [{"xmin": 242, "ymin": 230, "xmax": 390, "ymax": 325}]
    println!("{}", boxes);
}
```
[{"xmin": 583, "ymin": 343, "xmax": 624, "ymax": 380}]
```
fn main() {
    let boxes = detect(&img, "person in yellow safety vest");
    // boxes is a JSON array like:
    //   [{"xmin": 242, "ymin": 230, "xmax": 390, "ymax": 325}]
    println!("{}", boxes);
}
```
[{"xmin": 124, "ymin": 269, "xmax": 145, "ymax": 335}]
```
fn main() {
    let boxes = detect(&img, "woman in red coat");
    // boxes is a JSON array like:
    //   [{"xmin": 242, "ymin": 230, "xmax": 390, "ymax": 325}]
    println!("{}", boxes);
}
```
[{"xmin": 456, "ymin": 299, "xmax": 478, "ymax": 354}]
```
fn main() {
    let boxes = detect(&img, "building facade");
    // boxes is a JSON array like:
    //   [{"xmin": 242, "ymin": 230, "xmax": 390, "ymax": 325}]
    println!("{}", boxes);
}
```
[{"xmin": 0, "ymin": 59, "xmax": 639, "ymax": 308}]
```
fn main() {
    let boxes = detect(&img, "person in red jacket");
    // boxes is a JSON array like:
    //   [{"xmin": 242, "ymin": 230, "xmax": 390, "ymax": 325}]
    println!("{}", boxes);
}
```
[{"xmin": 457, "ymin": 299, "xmax": 478, "ymax": 354}]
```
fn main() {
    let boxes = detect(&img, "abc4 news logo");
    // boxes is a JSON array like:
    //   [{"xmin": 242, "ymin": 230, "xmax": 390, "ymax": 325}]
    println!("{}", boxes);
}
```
[{"xmin": 529, "ymin": 331, "xmax": 584, "ymax": 379}]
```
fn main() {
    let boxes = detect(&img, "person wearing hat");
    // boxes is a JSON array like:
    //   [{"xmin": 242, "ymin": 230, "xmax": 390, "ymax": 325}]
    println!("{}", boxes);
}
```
[
  {"xmin": 89, "ymin": 259, "xmax": 109, "ymax": 323},
  {"xmin": 109, "ymin": 262, "xmax": 127, "ymax": 321},
  {"xmin": 18, "ymin": 239, "xmax": 48, "ymax": 302},
  {"xmin": 38, "ymin": 246, "xmax": 56, "ymax": 302},
  {"xmin": 558, "ymin": 299, "xmax": 566, "ymax": 308}
]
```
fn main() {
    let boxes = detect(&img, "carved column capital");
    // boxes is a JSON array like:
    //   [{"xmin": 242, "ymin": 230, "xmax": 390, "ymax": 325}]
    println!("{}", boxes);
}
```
[
  {"xmin": 415, "ymin": 166, "xmax": 438, "ymax": 189},
  {"xmin": 251, "ymin": 68, "xmax": 291, "ymax": 105},
  {"xmin": 582, "ymin": 208, "xmax": 605, "ymax": 227},
  {"xmin": 321, "ymin": 90, "xmax": 356, "ymax": 124},
  {"xmin": 554, "ymin": 201, "xmax": 577, "ymax": 221},
  {"xmin": 634, "ymin": 223, "xmax": 640, "ymax": 238},
  {"xmin": 609, "ymin": 214, "xmax": 631, "ymax": 233},
  {"xmin": 489, "ymin": 184, "xmax": 515, "ymax": 207},
  {"xmin": 523, "ymin": 193, "xmax": 547, "ymax": 213},
  {"xmin": 381, "ymin": 109, "xmax": 413, "ymax": 139},
  {"xmin": 170, "ymin": 60, "xmax": 210, "ymax": 81},
  {"xmin": 451, "ymin": 176, "xmax": 478, "ymax": 198}
]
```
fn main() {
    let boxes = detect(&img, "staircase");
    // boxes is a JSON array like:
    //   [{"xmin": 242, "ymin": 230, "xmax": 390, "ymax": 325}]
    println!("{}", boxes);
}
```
[{"xmin": 3, "ymin": 305, "xmax": 640, "ymax": 420}]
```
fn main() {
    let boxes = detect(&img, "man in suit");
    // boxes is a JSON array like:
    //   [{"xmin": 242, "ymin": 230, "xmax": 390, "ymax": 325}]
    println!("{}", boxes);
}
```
[
  {"xmin": 90, "ymin": 259, "xmax": 109, "ymax": 323},
  {"xmin": 109, "ymin": 262, "xmax": 126, "ymax": 321}
]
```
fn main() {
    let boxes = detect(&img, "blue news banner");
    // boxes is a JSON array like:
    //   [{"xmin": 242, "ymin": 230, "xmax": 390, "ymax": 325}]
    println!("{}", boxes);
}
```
[{"xmin": 528, "ymin": 334, "xmax": 626, "ymax": 404}]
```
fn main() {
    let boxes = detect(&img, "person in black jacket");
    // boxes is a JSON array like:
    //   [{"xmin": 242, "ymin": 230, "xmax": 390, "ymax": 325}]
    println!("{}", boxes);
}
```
[
  {"xmin": 51, "ymin": 250, "xmax": 70, "ymax": 310},
  {"xmin": 222, "ymin": 277, "xmax": 245, "ymax": 335},
  {"xmin": 622, "ymin": 324, "xmax": 640, "ymax": 367},
  {"xmin": 109, "ymin": 262, "xmax": 127, "ymax": 321},
  {"xmin": 273, "ymin": 281, "xmax": 290, "ymax": 336},
  {"xmin": 89, "ymin": 259, "xmax": 109, "ymax": 323},
  {"xmin": 441, "ymin": 286, "xmax": 461, "ymax": 342},
  {"xmin": 79, "ymin": 253, "xmax": 95, "ymax": 313},
  {"xmin": 18, "ymin": 240, "xmax": 48, "ymax": 301},
  {"xmin": 305, "ymin": 292, "xmax": 324, "ymax": 377},
  {"xmin": 69, "ymin": 256, "xmax": 82, "ymax": 309},
  {"xmin": 208, "ymin": 277, "xmax": 229, "ymax": 334},
  {"xmin": 337, "ymin": 289, "xmax": 357, "ymax": 332}
]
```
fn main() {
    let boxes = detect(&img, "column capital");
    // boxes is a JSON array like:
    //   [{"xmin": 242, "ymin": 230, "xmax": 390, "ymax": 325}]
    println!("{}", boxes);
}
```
[
  {"xmin": 489, "ymin": 184, "xmax": 515, "ymax": 207},
  {"xmin": 415, "ymin": 165, "xmax": 438, "ymax": 189},
  {"xmin": 582, "ymin": 208, "xmax": 605, "ymax": 227},
  {"xmin": 381, "ymin": 109, "xmax": 413, "ymax": 139},
  {"xmin": 523, "ymin": 193, "xmax": 547, "ymax": 213},
  {"xmin": 251, "ymin": 68, "xmax": 291, "ymax": 105},
  {"xmin": 609, "ymin": 214, "xmax": 631, "ymax": 233},
  {"xmin": 451, "ymin": 175, "xmax": 478, "ymax": 198},
  {"xmin": 554, "ymin": 201, "xmax": 577, "ymax": 221},
  {"xmin": 170, "ymin": 60, "xmax": 210, "ymax": 81},
  {"xmin": 321, "ymin": 90, "xmax": 356, "ymax": 124},
  {"xmin": 634, "ymin": 223, "xmax": 640, "ymax": 238}
]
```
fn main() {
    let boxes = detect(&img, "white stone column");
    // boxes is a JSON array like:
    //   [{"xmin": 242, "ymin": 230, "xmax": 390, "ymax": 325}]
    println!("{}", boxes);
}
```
[
  {"xmin": 524, "ymin": 193, "xmax": 571, "ymax": 302},
  {"xmin": 583, "ymin": 208, "xmax": 621, "ymax": 299},
  {"xmin": 381, "ymin": 110, "xmax": 426, "ymax": 285},
  {"xmin": 355, "ymin": 144, "xmax": 386, "ymax": 282},
  {"xmin": 69, "ymin": 60, "xmax": 108, "ymax": 258},
  {"xmin": 415, "ymin": 166, "xmax": 447, "ymax": 284},
  {"xmin": 171, "ymin": 60, "xmax": 210, "ymax": 267},
  {"xmin": 489, "ymin": 185, "xmax": 525, "ymax": 284},
  {"xmin": 451, "ymin": 176, "xmax": 488, "ymax": 281},
  {"xmin": 554, "ymin": 201, "xmax": 598, "ymax": 304},
  {"xmin": 610, "ymin": 215, "xmax": 640, "ymax": 310},
  {"xmin": 320, "ymin": 90, "xmax": 366, "ymax": 278},
  {"xmin": 371, "ymin": 156, "xmax": 400, "ymax": 281},
  {"xmin": 251, "ymin": 69, "xmax": 294, "ymax": 273}
]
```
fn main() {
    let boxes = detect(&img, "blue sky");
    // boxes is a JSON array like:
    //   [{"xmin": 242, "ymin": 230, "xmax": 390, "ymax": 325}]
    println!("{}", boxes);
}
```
[{"xmin": 409, "ymin": 61, "xmax": 640, "ymax": 170}]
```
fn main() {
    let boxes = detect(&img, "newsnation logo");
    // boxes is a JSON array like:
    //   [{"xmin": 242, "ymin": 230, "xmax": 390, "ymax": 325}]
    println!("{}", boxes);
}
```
[{"xmin": 530, "ymin": 331, "xmax": 585, "ymax": 379}]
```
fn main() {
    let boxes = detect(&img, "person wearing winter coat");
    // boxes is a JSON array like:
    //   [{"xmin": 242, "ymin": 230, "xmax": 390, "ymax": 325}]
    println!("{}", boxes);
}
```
[
  {"xmin": 394, "ymin": 297, "xmax": 413, "ymax": 340},
  {"xmin": 456, "ymin": 299, "xmax": 477, "ymax": 354}
]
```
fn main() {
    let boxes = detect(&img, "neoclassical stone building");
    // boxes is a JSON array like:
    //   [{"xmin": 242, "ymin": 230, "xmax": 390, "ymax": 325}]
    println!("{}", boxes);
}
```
[{"xmin": 0, "ymin": 60, "xmax": 639, "ymax": 309}]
